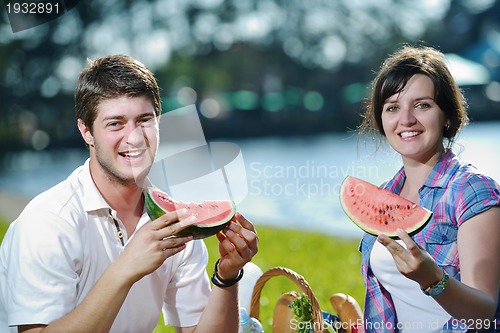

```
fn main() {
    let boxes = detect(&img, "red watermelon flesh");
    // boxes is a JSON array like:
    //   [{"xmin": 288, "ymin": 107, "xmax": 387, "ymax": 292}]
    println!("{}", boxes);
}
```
[
  {"xmin": 339, "ymin": 176, "xmax": 432, "ymax": 237},
  {"xmin": 145, "ymin": 187, "xmax": 236, "ymax": 239}
]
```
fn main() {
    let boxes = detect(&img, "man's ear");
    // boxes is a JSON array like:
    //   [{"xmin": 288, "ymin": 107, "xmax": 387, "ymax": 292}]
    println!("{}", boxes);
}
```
[{"xmin": 77, "ymin": 119, "xmax": 94, "ymax": 147}]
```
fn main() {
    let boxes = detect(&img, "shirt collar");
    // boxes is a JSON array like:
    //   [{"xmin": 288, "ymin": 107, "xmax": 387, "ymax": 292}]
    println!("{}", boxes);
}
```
[
  {"xmin": 80, "ymin": 158, "xmax": 112, "ymax": 213},
  {"xmin": 79, "ymin": 158, "xmax": 152, "ymax": 214},
  {"xmin": 384, "ymin": 150, "xmax": 460, "ymax": 193},
  {"xmin": 383, "ymin": 167, "xmax": 406, "ymax": 194},
  {"xmin": 423, "ymin": 149, "xmax": 460, "ymax": 189}
]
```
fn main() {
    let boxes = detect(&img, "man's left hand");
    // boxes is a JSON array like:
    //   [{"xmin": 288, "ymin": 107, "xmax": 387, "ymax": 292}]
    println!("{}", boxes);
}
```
[{"xmin": 215, "ymin": 212, "xmax": 259, "ymax": 280}]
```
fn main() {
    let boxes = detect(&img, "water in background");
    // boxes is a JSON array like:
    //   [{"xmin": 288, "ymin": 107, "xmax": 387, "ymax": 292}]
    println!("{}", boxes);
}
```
[{"xmin": 1, "ymin": 121, "xmax": 499, "ymax": 238}]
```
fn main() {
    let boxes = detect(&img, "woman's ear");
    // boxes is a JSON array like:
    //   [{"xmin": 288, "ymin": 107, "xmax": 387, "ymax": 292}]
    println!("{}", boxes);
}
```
[
  {"xmin": 443, "ymin": 119, "xmax": 452, "ymax": 138},
  {"xmin": 77, "ymin": 119, "xmax": 94, "ymax": 147}
]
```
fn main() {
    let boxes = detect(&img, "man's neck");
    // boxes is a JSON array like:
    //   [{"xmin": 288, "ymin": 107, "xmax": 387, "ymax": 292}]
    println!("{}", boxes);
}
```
[{"xmin": 89, "ymin": 163, "xmax": 146, "ymax": 234}]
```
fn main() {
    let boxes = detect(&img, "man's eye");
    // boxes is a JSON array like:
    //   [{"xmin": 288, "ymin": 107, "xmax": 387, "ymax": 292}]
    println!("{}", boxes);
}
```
[
  {"xmin": 107, "ymin": 122, "xmax": 123, "ymax": 129},
  {"xmin": 140, "ymin": 118, "xmax": 156, "ymax": 126}
]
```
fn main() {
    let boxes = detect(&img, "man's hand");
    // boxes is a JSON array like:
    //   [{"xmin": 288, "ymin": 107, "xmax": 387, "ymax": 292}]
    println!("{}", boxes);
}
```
[
  {"xmin": 116, "ymin": 210, "xmax": 194, "ymax": 284},
  {"xmin": 215, "ymin": 212, "xmax": 259, "ymax": 280}
]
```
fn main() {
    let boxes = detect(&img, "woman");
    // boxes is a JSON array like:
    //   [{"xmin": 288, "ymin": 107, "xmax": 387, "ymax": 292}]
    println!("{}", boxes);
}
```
[{"xmin": 358, "ymin": 45, "xmax": 500, "ymax": 332}]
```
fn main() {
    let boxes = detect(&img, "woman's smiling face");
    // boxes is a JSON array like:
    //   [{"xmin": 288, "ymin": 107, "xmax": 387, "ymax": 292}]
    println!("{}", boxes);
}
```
[{"xmin": 381, "ymin": 74, "xmax": 448, "ymax": 163}]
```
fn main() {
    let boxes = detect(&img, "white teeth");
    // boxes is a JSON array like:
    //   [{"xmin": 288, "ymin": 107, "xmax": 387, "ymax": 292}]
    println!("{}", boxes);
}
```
[
  {"xmin": 122, "ymin": 151, "xmax": 142, "ymax": 157},
  {"xmin": 400, "ymin": 131, "xmax": 420, "ymax": 138}
]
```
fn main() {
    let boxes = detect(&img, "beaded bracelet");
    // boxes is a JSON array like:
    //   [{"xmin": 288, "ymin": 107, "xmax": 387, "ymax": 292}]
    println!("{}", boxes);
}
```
[{"xmin": 211, "ymin": 259, "xmax": 244, "ymax": 288}]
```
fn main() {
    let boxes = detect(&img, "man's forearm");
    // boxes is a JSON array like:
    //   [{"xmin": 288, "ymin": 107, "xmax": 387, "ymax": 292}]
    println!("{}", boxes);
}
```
[
  {"xmin": 19, "ymin": 262, "xmax": 135, "ymax": 333},
  {"xmin": 193, "ymin": 284, "xmax": 240, "ymax": 333}
]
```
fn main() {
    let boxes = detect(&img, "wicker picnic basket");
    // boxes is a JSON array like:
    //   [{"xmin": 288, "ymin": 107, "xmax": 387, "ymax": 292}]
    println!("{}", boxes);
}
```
[
  {"xmin": 249, "ymin": 266, "xmax": 325, "ymax": 333},
  {"xmin": 248, "ymin": 266, "xmax": 363, "ymax": 333}
]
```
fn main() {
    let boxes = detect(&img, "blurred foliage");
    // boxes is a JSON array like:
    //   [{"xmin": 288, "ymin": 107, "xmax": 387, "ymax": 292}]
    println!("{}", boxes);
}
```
[{"xmin": 1, "ymin": 0, "xmax": 500, "ymax": 160}]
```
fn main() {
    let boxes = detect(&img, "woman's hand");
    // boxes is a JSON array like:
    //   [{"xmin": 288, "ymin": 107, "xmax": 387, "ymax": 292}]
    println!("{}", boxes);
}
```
[{"xmin": 377, "ymin": 228, "xmax": 443, "ymax": 289}]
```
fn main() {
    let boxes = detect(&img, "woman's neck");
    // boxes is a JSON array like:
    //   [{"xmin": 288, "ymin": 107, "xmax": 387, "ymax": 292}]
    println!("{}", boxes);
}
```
[{"xmin": 400, "ymin": 148, "xmax": 444, "ymax": 202}]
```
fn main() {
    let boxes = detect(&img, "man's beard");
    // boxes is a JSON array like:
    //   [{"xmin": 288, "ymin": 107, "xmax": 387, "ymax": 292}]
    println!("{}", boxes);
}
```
[{"xmin": 95, "ymin": 144, "xmax": 152, "ymax": 187}]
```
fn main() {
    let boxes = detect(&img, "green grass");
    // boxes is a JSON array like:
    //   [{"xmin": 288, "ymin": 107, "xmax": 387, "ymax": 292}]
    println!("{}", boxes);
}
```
[
  {"xmin": 0, "ymin": 219, "xmax": 364, "ymax": 332},
  {"xmin": 0, "ymin": 220, "xmax": 7, "ymax": 242}
]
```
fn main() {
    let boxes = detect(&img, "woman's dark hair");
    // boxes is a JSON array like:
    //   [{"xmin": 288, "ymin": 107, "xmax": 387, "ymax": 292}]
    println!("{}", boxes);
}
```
[{"xmin": 359, "ymin": 45, "xmax": 469, "ymax": 147}]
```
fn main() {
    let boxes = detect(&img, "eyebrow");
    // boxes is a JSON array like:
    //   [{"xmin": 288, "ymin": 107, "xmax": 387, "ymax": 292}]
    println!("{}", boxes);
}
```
[
  {"xmin": 101, "ymin": 112, "xmax": 156, "ymax": 122},
  {"xmin": 384, "ymin": 95, "xmax": 434, "ymax": 104},
  {"xmin": 414, "ymin": 96, "xmax": 434, "ymax": 101},
  {"xmin": 101, "ymin": 115, "xmax": 125, "ymax": 122}
]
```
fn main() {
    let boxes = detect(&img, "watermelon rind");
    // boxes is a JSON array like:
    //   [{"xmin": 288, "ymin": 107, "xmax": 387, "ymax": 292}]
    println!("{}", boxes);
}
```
[
  {"xmin": 339, "ymin": 176, "xmax": 432, "ymax": 238},
  {"xmin": 144, "ymin": 187, "xmax": 236, "ymax": 239}
]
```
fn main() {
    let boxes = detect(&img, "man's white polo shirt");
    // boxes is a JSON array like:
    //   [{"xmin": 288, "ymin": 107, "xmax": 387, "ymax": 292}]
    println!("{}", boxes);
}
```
[{"xmin": 0, "ymin": 159, "xmax": 211, "ymax": 333}]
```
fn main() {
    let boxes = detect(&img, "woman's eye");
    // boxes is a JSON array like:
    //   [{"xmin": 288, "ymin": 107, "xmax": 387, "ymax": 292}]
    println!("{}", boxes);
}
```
[
  {"xmin": 415, "ymin": 102, "xmax": 430, "ymax": 109},
  {"xmin": 385, "ymin": 105, "xmax": 398, "ymax": 112}
]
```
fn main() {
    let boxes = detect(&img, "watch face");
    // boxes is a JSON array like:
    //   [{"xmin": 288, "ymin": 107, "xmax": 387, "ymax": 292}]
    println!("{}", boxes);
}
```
[
  {"xmin": 429, "ymin": 284, "xmax": 445, "ymax": 296},
  {"xmin": 425, "ymin": 271, "xmax": 449, "ymax": 297}
]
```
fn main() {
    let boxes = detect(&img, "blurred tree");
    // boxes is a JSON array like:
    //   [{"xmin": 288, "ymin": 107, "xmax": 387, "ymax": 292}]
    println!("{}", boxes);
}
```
[{"xmin": 0, "ymin": 0, "xmax": 498, "ymax": 158}]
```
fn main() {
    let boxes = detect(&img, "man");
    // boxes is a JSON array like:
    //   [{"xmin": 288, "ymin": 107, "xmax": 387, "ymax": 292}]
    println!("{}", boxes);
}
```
[{"xmin": 0, "ymin": 55, "xmax": 258, "ymax": 333}]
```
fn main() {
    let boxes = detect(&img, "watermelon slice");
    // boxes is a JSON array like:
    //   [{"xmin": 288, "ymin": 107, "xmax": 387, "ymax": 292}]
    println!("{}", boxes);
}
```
[
  {"xmin": 339, "ymin": 176, "xmax": 432, "ymax": 237},
  {"xmin": 145, "ymin": 187, "xmax": 236, "ymax": 239}
]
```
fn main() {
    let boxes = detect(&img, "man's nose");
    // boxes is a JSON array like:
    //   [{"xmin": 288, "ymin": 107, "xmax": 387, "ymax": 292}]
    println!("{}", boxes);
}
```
[{"xmin": 125, "ymin": 123, "xmax": 146, "ymax": 145}]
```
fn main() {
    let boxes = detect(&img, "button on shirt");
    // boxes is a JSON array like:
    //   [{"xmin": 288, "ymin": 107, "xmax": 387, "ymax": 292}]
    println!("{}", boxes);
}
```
[
  {"xmin": 0, "ymin": 159, "xmax": 211, "ymax": 333},
  {"xmin": 359, "ymin": 150, "xmax": 500, "ymax": 333}
]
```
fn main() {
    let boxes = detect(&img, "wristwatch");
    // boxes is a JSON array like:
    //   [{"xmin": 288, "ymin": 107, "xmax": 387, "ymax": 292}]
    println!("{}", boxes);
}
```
[{"xmin": 421, "ymin": 269, "xmax": 449, "ymax": 297}]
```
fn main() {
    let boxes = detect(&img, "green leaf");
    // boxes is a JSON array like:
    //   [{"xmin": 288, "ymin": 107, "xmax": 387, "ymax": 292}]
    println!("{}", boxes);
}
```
[{"xmin": 289, "ymin": 293, "xmax": 313, "ymax": 333}]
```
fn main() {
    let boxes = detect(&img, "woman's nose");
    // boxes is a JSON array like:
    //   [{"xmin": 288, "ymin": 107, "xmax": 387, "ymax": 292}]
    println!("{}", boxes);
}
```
[{"xmin": 399, "ymin": 106, "xmax": 417, "ymax": 127}]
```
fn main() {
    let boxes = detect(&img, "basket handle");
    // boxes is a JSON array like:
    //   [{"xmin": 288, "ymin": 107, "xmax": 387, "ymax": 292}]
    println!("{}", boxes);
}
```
[{"xmin": 249, "ymin": 266, "xmax": 324, "ymax": 333}]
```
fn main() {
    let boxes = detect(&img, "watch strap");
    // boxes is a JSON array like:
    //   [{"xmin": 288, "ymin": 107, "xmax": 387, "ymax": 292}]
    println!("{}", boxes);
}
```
[{"xmin": 421, "ymin": 269, "xmax": 449, "ymax": 297}]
